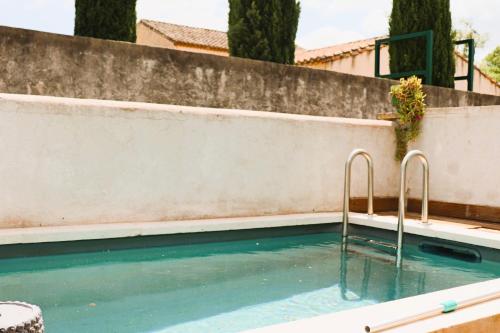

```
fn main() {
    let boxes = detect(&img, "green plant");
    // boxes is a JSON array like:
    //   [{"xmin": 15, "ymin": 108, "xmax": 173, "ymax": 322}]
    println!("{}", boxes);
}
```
[
  {"xmin": 452, "ymin": 19, "xmax": 488, "ymax": 57},
  {"xmin": 228, "ymin": 0, "xmax": 300, "ymax": 64},
  {"xmin": 481, "ymin": 46, "xmax": 500, "ymax": 82},
  {"xmin": 74, "ymin": 0, "xmax": 137, "ymax": 42},
  {"xmin": 389, "ymin": 0, "xmax": 455, "ymax": 88},
  {"xmin": 390, "ymin": 76, "xmax": 427, "ymax": 160}
]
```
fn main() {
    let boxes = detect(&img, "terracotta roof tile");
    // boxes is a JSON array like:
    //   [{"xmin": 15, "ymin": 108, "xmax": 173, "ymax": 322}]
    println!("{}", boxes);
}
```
[
  {"xmin": 295, "ymin": 36, "xmax": 385, "ymax": 64},
  {"xmin": 141, "ymin": 20, "xmax": 228, "ymax": 50}
]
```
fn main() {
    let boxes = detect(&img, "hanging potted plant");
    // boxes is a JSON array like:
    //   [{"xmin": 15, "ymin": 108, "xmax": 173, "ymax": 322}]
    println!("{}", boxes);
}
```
[{"xmin": 390, "ymin": 76, "xmax": 426, "ymax": 160}]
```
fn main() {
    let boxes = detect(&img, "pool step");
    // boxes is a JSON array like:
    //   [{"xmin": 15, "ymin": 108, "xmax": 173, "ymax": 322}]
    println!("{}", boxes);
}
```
[{"xmin": 347, "ymin": 235, "xmax": 397, "ymax": 254}]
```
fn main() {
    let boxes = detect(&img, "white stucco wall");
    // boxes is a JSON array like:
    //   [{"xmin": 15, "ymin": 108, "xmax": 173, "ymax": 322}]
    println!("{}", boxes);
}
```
[
  {"xmin": 0, "ymin": 94, "xmax": 398, "ymax": 228},
  {"xmin": 408, "ymin": 105, "xmax": 500, "ymax": 207},
  {"xmin": 2, "ymin": 94, "xmax": 498, "ymax": 229}
]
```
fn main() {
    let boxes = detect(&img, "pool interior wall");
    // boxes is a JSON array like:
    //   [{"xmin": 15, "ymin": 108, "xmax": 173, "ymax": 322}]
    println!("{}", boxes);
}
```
[
  {"xmin": 1, "ymin": 223, "xmax": 498, "ymax": 261},
  {"xmin": 0, "ymin": 224, "xmax": 499, "ymax": 333},
  {"xmin": 0, "ymin": 224, "xmax": 334, "ymax": 259}
]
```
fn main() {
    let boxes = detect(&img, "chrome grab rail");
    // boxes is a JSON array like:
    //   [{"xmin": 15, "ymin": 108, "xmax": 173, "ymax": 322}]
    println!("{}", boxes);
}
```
[
  {"xmin": 342, "ymin": 149, "xmax": 374, "ymax": 249},
  {"xmin": 396, "ymin": 150, "xmax": 429, "ymax": 267}
]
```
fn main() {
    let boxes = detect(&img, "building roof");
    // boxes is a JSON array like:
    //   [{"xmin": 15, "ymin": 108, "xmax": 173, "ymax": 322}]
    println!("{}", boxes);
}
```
[
  {"xmin": 140, "ymin": 19, "xmax": 228, "ymax": 50},
  {"xmin": 295, "ymin": 37, "xmax": 383, "ymax": 64}
]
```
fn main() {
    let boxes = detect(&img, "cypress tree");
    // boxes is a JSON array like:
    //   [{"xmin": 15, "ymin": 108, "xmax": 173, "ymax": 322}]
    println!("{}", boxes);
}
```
[
  {"xmin": 389, "ymin": 0, "xmax": 455, "ymax": 88},
  {"xmin": 228, "ymin": 0, "xmax": 300, "ymax": 64},
  {"xmin": 74, "ymin": 0, "xmax": 137, "ymax": 42}
]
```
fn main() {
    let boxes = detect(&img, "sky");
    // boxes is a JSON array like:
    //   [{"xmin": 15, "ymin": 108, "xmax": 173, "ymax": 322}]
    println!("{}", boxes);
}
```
[{"xmin": 0, "ymin": 0, "xmax": 498, "ymax": 62}]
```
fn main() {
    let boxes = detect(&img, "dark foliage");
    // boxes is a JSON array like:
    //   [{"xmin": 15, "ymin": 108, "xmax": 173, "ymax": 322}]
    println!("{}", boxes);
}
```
[
  {"xmin": 75, "ymin": 0, "xmax": 137, "ymax": 42},
  {"xmin": 228, "ymin": 0, "xmax": 300, "ymax": 64},
  {"xmin": 389, "ymin": 0, "xmax": 455, "ymax": 88}
]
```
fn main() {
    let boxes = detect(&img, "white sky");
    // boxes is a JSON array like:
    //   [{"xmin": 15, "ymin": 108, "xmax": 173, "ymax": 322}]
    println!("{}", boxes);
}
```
[{"xmin": 0, "ymin": 0, "xmax": 498, "ymax": 62}]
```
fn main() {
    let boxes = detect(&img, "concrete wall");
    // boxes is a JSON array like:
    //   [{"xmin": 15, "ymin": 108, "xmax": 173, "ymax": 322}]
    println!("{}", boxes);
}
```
[
  {"xmin": 408, "ymin": 105, "xmax": 500, "ymax": 207},
  {"xmin": 0, "ymin": 93, "xmax": 399, "ymax": 228},
  {"xmin": 0, "ymin": 26, "xmax": 499, "ymax": 121},
  {"xmin": 1, "ymin": 93, "xmax": 499, "ymax": 228},
  {"xmin": 135, "ymin": 22, "xmax": 500, "ymax": 96}
]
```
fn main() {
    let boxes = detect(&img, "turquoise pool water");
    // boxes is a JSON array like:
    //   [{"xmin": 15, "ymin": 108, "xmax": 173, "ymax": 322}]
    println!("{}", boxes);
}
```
[{"xmin": 0, "ymin": 232, "xmax": 499, "ymax": 333}]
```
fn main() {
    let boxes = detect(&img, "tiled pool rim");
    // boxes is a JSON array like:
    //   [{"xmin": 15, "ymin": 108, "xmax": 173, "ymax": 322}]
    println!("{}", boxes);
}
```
[{"xmin": 1, "ymin": 212, "xmax": 499, "ymax": 332}]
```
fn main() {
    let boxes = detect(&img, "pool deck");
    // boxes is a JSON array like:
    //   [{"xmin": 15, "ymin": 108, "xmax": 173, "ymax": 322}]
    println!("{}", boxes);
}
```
[
  {"xmin": 1, "ymin": 212, "xmax": 499, "ymax": 250},
  {"xmin": 380, "ymin": 211, "xmax": 500, "ymax": 231},
  {"xmin": 348, "ymin": 213, "xmax": 500, "ymax": 250},
  {"xmin": 244, "ymin": 278, "xmax": 500, "ymax": 333}
]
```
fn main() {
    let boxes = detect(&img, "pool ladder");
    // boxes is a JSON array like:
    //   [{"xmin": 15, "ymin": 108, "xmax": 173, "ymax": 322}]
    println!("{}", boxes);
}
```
[{"xmin": 341, "ymin": 149, "xmax": 429, "ymax": 267}]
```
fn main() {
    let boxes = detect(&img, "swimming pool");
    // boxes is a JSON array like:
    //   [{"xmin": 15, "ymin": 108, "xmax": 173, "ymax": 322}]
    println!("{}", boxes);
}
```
[{"xmin": 0, "ymin": 228, "xmax": 499, "ymax": 333}]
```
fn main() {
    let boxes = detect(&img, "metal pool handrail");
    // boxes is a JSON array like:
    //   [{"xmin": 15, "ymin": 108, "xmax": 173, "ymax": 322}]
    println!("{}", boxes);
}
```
[
  {"xmin": 396, "ymin": 150, "xmax": 429, "ymax": 267},
  {"xmin": 342, "ymin": 149, "xmax": 374, "ymax": 249}
]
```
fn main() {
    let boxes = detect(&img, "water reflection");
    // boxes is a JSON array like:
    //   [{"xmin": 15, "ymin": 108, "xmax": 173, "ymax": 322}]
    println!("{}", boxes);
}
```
[{"xmin": 339, "ymin": 247, "xmax": 429, "ymax": 302}]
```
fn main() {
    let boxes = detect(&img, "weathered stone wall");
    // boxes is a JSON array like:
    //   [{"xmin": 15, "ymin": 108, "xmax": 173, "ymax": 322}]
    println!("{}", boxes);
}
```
[{"xmin": 0, "ymin": 26, "xmax": 499, "ymax": 119}]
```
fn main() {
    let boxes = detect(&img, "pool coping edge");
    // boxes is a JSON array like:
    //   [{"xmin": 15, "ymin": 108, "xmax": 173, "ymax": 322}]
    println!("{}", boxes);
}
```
[{"xmin": 0, "ymin": 212, "xmax": 499, "ymax": 250}]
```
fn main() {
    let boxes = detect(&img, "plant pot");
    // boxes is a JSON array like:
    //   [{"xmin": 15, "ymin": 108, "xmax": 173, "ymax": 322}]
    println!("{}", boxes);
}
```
[{"xmin": 376, "ymin": 112, "xmax": 398, "ymax": 121}]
